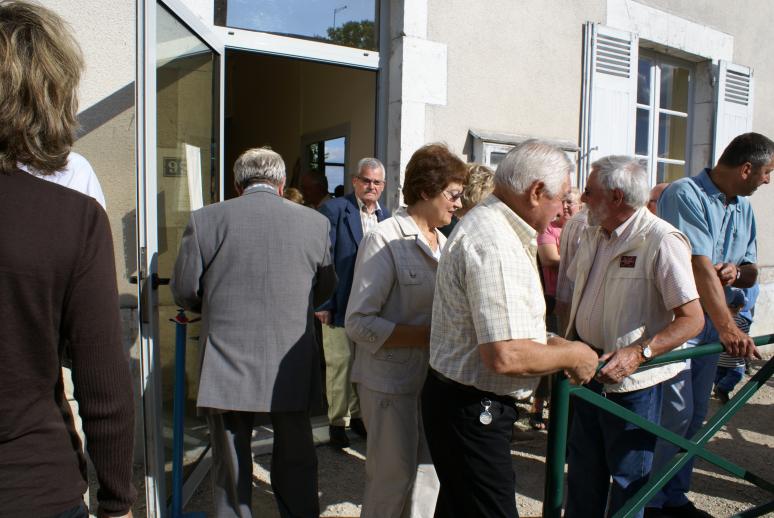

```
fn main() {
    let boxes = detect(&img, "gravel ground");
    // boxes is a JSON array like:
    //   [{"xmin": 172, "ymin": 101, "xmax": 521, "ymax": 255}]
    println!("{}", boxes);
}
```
[{"xmin": 124, "ymin": 355, "xmax": 773, "ymax": 517}]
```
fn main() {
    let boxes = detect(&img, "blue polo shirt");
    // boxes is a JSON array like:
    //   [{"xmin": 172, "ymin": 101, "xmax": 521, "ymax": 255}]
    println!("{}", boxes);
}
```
[{"xmin": 658, "ymin": 168, "xmax": 757, "ymax": 266}]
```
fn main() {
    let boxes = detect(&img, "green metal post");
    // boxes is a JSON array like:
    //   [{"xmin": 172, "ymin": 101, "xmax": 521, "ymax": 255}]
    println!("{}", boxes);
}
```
[{"xmin": 543, "ymin": 372, "xmax": 570, "ymax": 518}]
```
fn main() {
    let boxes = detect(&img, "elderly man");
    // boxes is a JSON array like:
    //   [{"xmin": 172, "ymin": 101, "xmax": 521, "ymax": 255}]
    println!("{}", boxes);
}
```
[
  {"xmin": 647, "ymin": 133, "xmax": 773, "ymax": 518},
  {"xmin": 316, "ymin": 158, "xmax": 391, "ymax": 447},
  {"xmin": 300, "ymin": 168, "xmax": 332, "ymax": 208},
  {"xmin": 422, "ymin": 140, "xmax": 599, "ymax": 518},
  {"xmin": 171, "ymin": 148, "xmax": 336, "ymax": 518},
  {"xmin": 563, "ymin": 156, "xmax": 704, "ymax": 518}
]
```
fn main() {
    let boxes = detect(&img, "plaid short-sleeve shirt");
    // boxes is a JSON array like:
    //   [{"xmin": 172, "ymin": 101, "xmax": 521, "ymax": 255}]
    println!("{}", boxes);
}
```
[{"xmin": 429, "ymin": 194, "xmax": 546, "ymax": 398}]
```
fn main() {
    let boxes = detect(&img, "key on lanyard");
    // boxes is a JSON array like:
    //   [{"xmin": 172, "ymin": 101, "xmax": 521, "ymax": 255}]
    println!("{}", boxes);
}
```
[{"xmin": 479, "ymin": 398, "xmax": 493, "ymax": 425}]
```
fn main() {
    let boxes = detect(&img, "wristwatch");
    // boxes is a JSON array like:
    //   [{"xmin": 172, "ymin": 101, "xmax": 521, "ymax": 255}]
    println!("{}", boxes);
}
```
[{"xmin": 639, "ymin": 341, "xmax": 653, "ymax": 361}]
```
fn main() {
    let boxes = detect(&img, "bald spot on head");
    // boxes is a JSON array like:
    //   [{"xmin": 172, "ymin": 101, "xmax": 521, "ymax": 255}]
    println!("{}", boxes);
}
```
[{"xmin": 647, "ymin": 182, "xmax": 670, "ymax": 214}]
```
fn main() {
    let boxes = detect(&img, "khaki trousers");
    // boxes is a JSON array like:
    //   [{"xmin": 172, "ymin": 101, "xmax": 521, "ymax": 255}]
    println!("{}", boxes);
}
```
[
  {"xmin": 358, "ymin": 384, "xmax": 439, "ymax": 518},
  {"xmin": 322, "ymin": 325, "xmax": 360, "ymax": 425}
]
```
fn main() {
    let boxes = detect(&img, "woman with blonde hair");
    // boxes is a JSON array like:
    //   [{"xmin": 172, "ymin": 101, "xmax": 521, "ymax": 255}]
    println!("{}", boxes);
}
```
[{"xmin": 0, "ymin": 2, "xmax": 135, "ymax": 517}]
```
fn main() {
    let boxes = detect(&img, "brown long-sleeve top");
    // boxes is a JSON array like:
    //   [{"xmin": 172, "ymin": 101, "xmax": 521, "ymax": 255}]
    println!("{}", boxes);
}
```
[{"xmin": 0, "ymin": 171, "xmax": 136, "ymax": 516}]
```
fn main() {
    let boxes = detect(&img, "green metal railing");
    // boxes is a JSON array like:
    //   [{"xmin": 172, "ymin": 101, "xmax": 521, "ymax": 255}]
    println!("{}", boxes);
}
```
[{"xmin": 542, "ymin": 334, "xmax": 774, "ymax": 518}]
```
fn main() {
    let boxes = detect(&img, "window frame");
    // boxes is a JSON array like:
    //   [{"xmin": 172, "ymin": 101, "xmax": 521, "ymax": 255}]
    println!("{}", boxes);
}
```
[{"xmin": 635, "ymin": 50, "xmax": 696, "ymax": 185}]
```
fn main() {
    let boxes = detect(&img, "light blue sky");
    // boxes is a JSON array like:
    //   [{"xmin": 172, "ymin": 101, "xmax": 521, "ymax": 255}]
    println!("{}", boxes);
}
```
[{"xmin": 226, "ymin": 0, "xmax": 375, "ymax": 38}]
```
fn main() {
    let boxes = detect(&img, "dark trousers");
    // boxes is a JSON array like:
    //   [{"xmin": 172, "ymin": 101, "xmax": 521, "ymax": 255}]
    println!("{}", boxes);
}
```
[
  {"xmin": 422, "ymin": 372, "xmax": 520, "ymax": 518},
  {"xmin": 566, "ymin": 380, "xmax": 662, "ymax": 518},
  {"xmin": 207, "ymin": 410, "xmax": 319, "ymax": 518}
]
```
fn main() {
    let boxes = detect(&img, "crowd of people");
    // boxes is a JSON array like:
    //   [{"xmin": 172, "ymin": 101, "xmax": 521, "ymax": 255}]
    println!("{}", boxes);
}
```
[{"xmin": 2, "ymin": 2, "xmax": 772, "ymax": 518}]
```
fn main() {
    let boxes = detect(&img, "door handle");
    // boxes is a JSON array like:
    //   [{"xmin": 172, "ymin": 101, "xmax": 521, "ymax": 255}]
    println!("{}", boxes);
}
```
[
  {"xmin": 152, "ymin": 274, "xmax": 170, "ymax": 289},
  {"xmin": 129, "ymin": 273, "xmax": 169, "ymax": 289}
]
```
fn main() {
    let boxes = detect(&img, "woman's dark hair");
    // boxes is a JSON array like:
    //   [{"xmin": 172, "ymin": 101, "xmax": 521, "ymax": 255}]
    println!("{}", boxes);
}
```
[{"xmin": 402, "ymin": 143, "xmax": 468, "ymax": 205}]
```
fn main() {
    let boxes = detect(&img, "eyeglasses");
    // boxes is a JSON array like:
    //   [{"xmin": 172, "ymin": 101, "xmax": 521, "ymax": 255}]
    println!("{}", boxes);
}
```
[
  {"xmin": 356, "ymin": 176, "xmax": 385, "ymax": 187},
  {"xmin": 562, "ymin": 199, "xmax": 580, "ymax": 206},
  {"xmin": 442, "ymin": 190, "xmax": 464, "ymax": 202}
]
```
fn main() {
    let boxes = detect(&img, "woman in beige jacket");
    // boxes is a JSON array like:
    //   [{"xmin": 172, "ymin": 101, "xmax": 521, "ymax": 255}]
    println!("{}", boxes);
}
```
[{"xmin": 345, "ymin": 144, "xmax": 468, "ymax": 518}]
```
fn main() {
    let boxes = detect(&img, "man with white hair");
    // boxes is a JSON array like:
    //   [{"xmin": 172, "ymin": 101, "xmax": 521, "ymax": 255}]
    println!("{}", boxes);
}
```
[
  {"xmin": 563, "ymin": 156, "xmax": 704, "ymax": 518},
  {"xmin": 172, "ymin": 147, "xmax": 337, "ymax": 517},
  {"xmin": 422, "ymin": 140, "xmax": 599, "ymax": 518}
]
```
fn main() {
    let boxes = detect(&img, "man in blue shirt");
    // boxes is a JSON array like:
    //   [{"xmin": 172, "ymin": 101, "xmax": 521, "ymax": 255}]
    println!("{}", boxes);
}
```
[{"xmin": 646, "ymin": 133, "xmax": 773, "ymax": 518}]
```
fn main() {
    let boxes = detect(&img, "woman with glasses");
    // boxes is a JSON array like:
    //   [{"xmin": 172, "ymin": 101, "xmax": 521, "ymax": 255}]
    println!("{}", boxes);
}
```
[
  {"xmin": 345, "ymin": 143, "xmax": 467, "ymax": 518},
  {"xmin": 529, "ymin": 187, "xmax": 583, "ymax": 430}
]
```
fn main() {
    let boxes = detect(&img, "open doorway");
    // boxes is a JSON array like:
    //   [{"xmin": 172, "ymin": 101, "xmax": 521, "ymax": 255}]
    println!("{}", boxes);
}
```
[{"xmin": 224, "ymin": 50, "xmax": 377, "ymax": 201}]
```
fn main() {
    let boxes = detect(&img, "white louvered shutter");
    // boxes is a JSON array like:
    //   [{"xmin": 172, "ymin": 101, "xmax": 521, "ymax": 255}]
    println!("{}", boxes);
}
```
[
  {"xmin": 579, "ymin": 23, "xmax": 638, "ymax": 184},
  {"xmin": 713, "ymin": 61, "xmax": 754, "ymax": 164}
]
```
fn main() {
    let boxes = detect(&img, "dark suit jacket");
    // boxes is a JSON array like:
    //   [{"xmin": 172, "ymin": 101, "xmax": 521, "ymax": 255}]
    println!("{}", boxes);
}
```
[
  {"xmin": 318, "ymin": 193, "xmax": 391, "ymax": 326},
  {"xmin": 171, "ymin": 185, "xmax": 337, "ymax": 412}
]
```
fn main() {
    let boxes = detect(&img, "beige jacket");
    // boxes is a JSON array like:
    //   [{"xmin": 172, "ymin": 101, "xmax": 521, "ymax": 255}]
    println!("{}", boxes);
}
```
[
  {"xmin": 345, "ymin": 208, "xmax": 445, "ymax": 395},
  {"xmin": 566, "ymin": 208, "xmax": 694, "ymax": 393}
]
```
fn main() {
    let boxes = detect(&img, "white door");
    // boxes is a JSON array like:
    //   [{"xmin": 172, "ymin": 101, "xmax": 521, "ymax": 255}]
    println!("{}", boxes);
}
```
[{"xmin": 136, "ymin": 1, "xmax": 224, "ymax": 515}]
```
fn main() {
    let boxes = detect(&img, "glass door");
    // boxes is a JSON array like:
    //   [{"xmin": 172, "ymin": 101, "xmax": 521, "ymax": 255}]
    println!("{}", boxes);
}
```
[{"xmin": 136, "ymin": 1, "xmax": 223, "ymax": 515}]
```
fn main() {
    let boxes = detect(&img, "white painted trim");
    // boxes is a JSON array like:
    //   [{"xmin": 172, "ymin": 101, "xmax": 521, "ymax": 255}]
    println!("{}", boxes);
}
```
[
  {"xmin": 136, "ymin": 2, "xmax": 166, "ymax": 515},
  {"xmin": 216, "ymin": 26, "xmax": 379, "ymax": 69},
  {"xmin": 606, "ymin": 0, "xmax": 733, "ymax": 61}
]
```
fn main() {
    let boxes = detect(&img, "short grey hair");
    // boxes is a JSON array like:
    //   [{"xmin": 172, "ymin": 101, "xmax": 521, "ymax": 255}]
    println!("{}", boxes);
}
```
[
  {"xmin": 591, "ymin": 155, "xmax": 649, "ymax": 208},
  {"xmin": 357, "ymin": 157, "xmax": 385, "ymax": 177},
  {"xmin": 494, "ymin": 140, "xmax": 573, "ymax": 198},
  {"xmin": 234, "ymin": 147, "xmax": 286, "ymax": 190}
]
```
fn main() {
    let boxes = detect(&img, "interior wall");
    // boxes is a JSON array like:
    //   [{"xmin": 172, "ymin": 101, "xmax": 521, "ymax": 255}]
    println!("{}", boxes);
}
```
[{"xmin": 225, "ymin": 51, "xmax": 377, "ymax": 198}]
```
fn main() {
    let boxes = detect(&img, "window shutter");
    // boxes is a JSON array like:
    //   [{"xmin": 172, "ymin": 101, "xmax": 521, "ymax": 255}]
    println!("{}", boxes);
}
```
[
  {"xmin": 713, "ymin": 61, "xmax": 754, "ymax": 164},
  {"xmin": 580, "ymin": 23, "xmax": 638, "ymax": 185}
]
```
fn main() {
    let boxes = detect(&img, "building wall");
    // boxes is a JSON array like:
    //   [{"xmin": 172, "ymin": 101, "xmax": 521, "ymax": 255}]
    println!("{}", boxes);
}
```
[
  {"xmin": 424, "ymin": 0, "xmax": 774, "ymax": 335},
  {"xmin": 425, "ymin": 0, "xmax": 606, "ymax": 156},
  {"xmin": 48, "ymin": 0, "xmax": 142, "ymax": 458}
]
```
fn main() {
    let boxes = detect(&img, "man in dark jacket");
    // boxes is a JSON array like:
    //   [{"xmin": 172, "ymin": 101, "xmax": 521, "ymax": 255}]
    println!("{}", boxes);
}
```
[{"xmin": 317, "ymin": 158, "xmax": 391, "ymax": 447}]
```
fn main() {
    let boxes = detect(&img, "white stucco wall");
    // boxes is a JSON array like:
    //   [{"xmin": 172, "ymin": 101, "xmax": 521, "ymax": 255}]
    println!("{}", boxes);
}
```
[{"xmin": 425, "ymin": 0, "xmax": 606, "ymax": 155}]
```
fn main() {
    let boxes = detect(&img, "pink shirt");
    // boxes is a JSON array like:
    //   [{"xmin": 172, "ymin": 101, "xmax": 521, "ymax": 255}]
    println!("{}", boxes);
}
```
[{"xmin": 537, "ymin": 221, "xmax": 562, "ymax": 296}]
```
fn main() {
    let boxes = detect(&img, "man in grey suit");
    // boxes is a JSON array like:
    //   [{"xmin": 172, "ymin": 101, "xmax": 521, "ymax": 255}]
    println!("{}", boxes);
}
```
[{"xmin": 171, "ymin": 147, "xmax": 337, "ymax": 518}]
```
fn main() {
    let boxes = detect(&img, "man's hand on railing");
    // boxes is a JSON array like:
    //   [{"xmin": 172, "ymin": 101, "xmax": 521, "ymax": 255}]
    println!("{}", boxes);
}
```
[
  {"xmin": 718, "ymin": 322, "xmax": 761, "ymax": 359},
  {"xmin": 564, "ymin": 341, "xmax": 600, "ymax": 385},
  {"xmin": 596, "ymin": 345, "xmax": 643, "ymax": 384}
]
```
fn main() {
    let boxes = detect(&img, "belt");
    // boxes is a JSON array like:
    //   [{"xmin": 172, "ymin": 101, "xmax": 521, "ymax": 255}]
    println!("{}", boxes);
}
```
[{"xmin": 428, "ymin": 368, "xmax": 503, "ymax": 401}]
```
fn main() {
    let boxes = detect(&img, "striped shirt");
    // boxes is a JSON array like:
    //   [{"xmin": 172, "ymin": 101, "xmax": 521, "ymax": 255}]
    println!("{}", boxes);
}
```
[{"xmin": 429, "ymin": 194, "xmax": 546, "ymax": 398}]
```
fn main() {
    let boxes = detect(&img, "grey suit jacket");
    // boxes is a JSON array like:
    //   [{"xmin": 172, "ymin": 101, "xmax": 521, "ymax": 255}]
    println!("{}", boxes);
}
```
[
  {"xmin": 171, "ymin": 184, "xmax": 337, "ymax": 413},
  {"xmin": 345, "ymin": 208, "xmax": 445, "ymax": 395}
]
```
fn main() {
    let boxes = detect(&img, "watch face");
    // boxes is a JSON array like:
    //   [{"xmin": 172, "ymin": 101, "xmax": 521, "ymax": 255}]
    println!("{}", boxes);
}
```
[{"xmin": 642, "ymin": 345, "xmax": 653, "ymax": 358}]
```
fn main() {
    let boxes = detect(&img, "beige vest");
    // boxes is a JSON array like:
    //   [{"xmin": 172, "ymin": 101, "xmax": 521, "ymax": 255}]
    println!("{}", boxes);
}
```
[{"xmin": 566, "ymin": 208, "xmax": 689, "ymax": 393}]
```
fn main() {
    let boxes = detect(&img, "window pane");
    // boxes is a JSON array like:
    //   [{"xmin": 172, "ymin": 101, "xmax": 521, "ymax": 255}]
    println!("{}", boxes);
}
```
[
  {"xmin": 489, "ymin": 152, "xmax": 507, "ymax": 168},
  {"xmin": 657, "ymin": 113, "xmax": 687, "ymax": 160},
  {"xmin": 636, "ymin": 108, "xmax": 650, "ymax": 156},
  {"xmin": 215, "ymin": 0, "xmax": 378, "ymax": 51},
  {"xmin": 325, "ymin": 165, "xmax": 345, "ymax": 193},
  {"xmin": 325, "ymin": 137, "xmax": 346, "ymax": 164},
  {"xmin": 657, "ymin": 162, "xmax": 685, "ymax": 183},
  {"xmin": 637, "ymin": 58, "xmax": 652, "ymax": 105},
  {"xmin": 660, "ymin": 64, "xmax": 690, "ymax": 112}
]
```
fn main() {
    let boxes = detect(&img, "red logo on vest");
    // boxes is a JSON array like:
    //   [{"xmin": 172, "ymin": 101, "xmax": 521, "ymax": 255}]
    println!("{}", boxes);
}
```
[{"xmin": 620, "ymin": 255, "xmax": 637, "ymax": 268}]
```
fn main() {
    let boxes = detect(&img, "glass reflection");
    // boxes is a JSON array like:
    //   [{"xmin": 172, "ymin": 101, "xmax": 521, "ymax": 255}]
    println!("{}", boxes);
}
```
[
  {"xmin": 636, "ymin": 108, "xmax": 650, "ymax": 156},
  {"xmin": 657, "ymin": 162, "xmax": 685, "ymax": 183},
  {"xmin": 660, "ymin": 64, "xmax": 689, "ymax": 112},
  {"xmin": 657, "ymin": 113, "xmax": 687, "ymax": 160},
  {"xmin": 637, "ymin": 58, "xmax": 652, "ymax": 105},
  {"xmin": 215, "ymin": 0, "xmax": 378, "ymax": 51}
]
